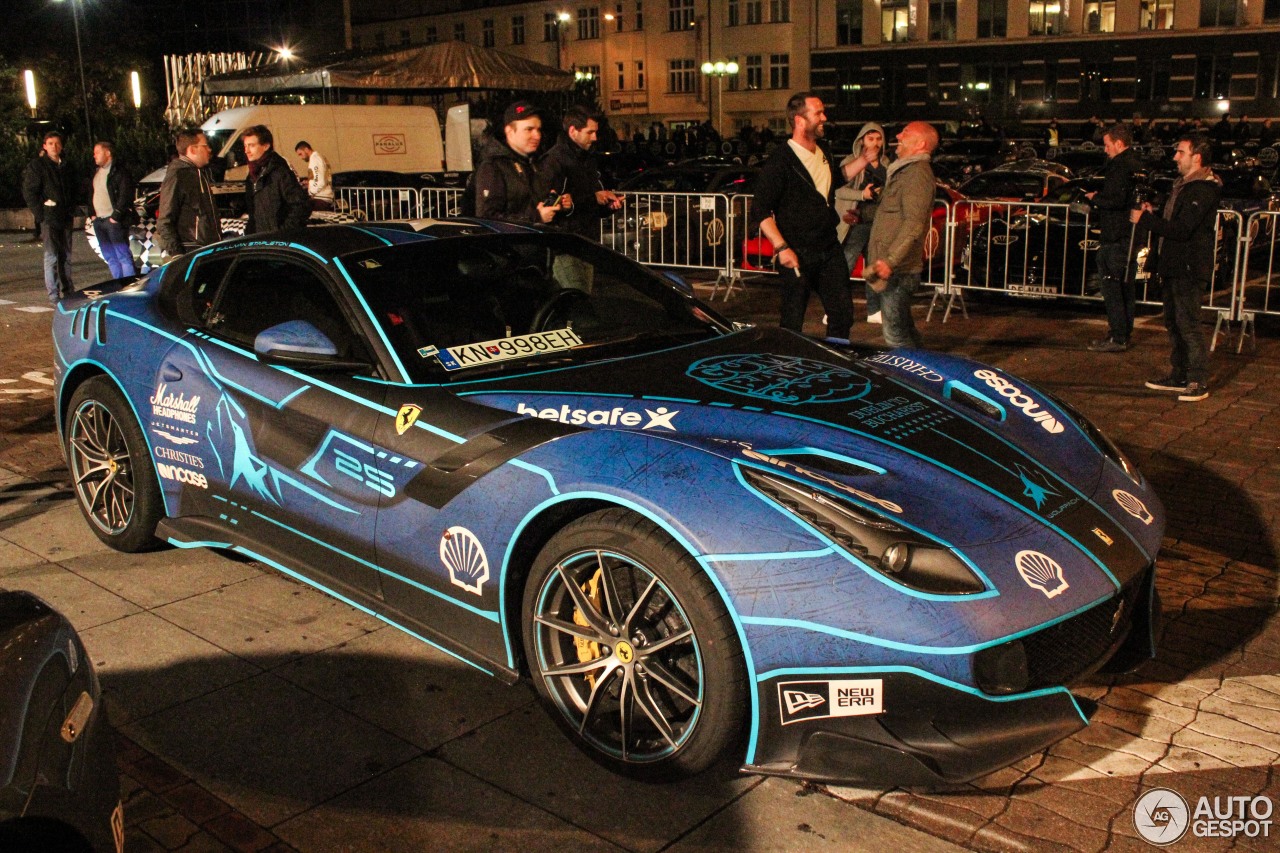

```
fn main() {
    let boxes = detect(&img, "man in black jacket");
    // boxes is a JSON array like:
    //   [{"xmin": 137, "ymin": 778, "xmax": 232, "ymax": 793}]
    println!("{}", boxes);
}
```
[
  {"xmin": 1085, "ymin": 123, "xmax": 1144, "ymax": 352},
  {"xmin": 474, "ymin": 101, "xmax": 568, "ymax": 226},
  {"xmin": 22, "ymin": 131, "xmax": 78, "ymax": 302},
  {"xmin": 1131, "ymin": 133, "xmax": 1222, "ymax": 402},
  {"xmin": 752, "ymin": 92, "xmax": 851, "ymax": 338},
  {"xmin": 155, "ymin": 128, "xmax": 221, "ymax": 256},
  {"xmin": 242, "ymin": 125, "xmax": 311, "ymax": 235},
  {"xmin": 542, "ymin": 105, "xmax": 624, "ymax": 291},
  {"xmin": 88, "ymin": 141, "xmax": 138, "ymax": 280}
]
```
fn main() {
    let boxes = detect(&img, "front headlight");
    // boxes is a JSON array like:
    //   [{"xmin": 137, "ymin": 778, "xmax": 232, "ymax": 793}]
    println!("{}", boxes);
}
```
[{"xmin": 741, "ymin": 468, "xmax": 987, "ymax": 595}]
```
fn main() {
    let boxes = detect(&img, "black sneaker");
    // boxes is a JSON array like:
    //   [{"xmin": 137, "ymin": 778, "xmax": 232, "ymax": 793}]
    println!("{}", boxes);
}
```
[
  {"xmin": 1144, "ymin": 375, "xmax": 1186, "ymax": 392},
  {"xmin": 1088, "ymin": 338, "xmax": 1128, "ymax": 353},
  {"xmin": 1178, "ymin": 381, "xmax": 1209, "ymax": 402}
]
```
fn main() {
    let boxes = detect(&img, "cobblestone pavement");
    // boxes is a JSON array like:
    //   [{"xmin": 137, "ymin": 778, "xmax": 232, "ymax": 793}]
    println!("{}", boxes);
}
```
[{"xmin": 2, "ymin": 234, "xmax": 1277, "ymax": 852}]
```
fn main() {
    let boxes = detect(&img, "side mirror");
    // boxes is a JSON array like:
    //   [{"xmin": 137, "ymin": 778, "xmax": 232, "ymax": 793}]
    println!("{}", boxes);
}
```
[{"xmin": 254, "ymin": 320, "xmax": 370, "ymax": 372}]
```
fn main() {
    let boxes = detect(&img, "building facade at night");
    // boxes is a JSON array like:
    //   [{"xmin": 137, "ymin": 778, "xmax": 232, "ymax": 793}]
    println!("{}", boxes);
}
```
[{"xmin": 349, "ymin": 0, "xmax": 1280, "ymax": 132}]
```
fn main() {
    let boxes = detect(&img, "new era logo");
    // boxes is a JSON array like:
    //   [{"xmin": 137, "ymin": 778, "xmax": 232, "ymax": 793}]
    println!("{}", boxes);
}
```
[{"xmin": 777, "ymin": 679, "xmax": 883, "ymax": 725}]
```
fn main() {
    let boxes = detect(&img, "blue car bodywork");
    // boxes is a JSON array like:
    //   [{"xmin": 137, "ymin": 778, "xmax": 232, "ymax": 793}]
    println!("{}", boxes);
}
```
[{"xmin": 53, "ymin": 224, "xmax": 1162, "ymax": 785}]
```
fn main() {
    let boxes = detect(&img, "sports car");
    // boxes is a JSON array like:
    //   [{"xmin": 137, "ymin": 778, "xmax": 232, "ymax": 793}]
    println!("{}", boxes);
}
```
[{"xmin": 52, "ymin": 223, "xmax": 1163, "ymax": 786}]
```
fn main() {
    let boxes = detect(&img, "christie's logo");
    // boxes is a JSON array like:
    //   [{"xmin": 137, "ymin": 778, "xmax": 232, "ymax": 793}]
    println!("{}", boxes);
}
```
[
  {"xmin": 150, "ymin": 384, "xmax": 201, "ymax": 424},
  {"xmin": 866, "ymin": 353, "xmax": 944, "ymax": 382},
  {"xmin": 972, "ymin": 370, "xmax": 1063, "ymax": 434},
  {"xmin": 156, "ymin": 447, "xmax": 204, "ymax": 468},
  {"xmin": 516, "ymin": 402, "xmax": 677, "ymax": 430}
]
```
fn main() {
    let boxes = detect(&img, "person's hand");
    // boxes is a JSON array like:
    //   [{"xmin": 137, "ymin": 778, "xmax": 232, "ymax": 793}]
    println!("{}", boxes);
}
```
[
  {"xmin": 559, "ymin": 193, "xmax": 573, "ymax": 210},
  {"xmin": 596, "ymin": 190, "xmax": 624, "ymax": 210},
  {"xmin": 776, "ymin": 247, "xmax": 799, "ymax": 270},
  {"xmin": 536, "ymin": 202, "xmax": 558, "ymax": 223},
  {"xmin": 862, "ymin": 186, "xmax": 875, "ymax": 201},
  {"xmin": 842, "ymin": 210, "xmax": 858, "ymax": 224},
  {"xmin": 1129, "ymin": 207, "xmax": 1144, "ymax": 224},
  {"xmin": 872, "ymin": 259, "xmax": 892, "ymax": 280}
]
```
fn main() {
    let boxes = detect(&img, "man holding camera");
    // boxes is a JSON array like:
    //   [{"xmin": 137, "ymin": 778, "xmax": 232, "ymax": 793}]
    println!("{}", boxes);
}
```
[
  {"xmin": 1085, "ymin": 123, "xmax": 1144, "ymax": 352},
  {"xmin": 836, "ymin": 122, "xmax": 888, "ymax": 323},
  {"xmin": 1130, "ymin": 134, "xmax": 1221, "ymax": 402},
  {"xmin": 474, "ymin": 101, "xmax": 569, "ymax": 226}
]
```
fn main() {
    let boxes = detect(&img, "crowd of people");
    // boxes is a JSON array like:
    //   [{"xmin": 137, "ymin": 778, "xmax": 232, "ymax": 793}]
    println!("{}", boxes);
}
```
[{"xmin": 20, "ymin": 95, "xmax": 1236, "ymax": 402}]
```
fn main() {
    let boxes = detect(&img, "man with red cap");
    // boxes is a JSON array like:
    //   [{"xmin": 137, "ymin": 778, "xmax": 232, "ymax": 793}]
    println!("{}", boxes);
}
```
[{"xmin": 473, "ymin": 100, "xmax": 570, "ymax": 225}]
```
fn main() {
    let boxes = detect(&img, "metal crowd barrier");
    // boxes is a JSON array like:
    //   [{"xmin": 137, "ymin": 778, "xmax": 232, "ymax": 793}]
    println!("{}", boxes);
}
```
[
  {"xmin": 421, "ymin": 187, "xmax": 463, "ymax": 219},
  {"xmin": 597, "ymin": 191, "xmax": 737, "ymax": 295},
  {"xmin": 337, "ymin": 186, "xmax": 421, "ymax": 221},
  {"xmin": 1232, "ymin": 210, "xmax": 1280, "ymax": 352}
]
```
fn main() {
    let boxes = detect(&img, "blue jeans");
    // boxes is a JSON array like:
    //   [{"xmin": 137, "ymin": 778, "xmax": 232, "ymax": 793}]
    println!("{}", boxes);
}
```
[
  {"xmin": 1162, "ymin": 275, "xmax": 1209, "ymax": 384},
  {"xmin": 842, "ymin": 223, "xmax": 880, "ymax": 317},
  {"xmin": 878, "ymin": 271, "xmax": 923, "ymax": 348},
  {"xmin": 93, "ymin": 218, "xmax": 135, "ymax": 280},
  {"xmin": 41, "ymin": 221, "xmax": 73, "ymax": 302}
]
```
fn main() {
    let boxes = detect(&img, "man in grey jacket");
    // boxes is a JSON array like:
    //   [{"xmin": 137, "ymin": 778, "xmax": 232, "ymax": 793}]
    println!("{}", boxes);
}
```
[{"xmin": 863, "ymin": 121, "xmax": 939, "ymax": 348}]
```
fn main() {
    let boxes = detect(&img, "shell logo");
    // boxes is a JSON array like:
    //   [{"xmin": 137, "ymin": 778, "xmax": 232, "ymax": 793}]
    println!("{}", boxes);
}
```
[
  {"xmin": 440, "ymin": 526, "xmax": 489, "ymax": 595},
  {"xmin": 373, "ymin": 134, "xmax": 406, "ymax": 155},
  {"xmin": 1015, "ymin": 550, "xmax": 1069, "ymax": 598}
]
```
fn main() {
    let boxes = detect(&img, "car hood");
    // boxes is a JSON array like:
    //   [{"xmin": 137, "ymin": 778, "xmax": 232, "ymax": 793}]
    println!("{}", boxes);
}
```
[{"xmin": 460, "ymin": 327, "xmax": 1160, "ymax": 580}]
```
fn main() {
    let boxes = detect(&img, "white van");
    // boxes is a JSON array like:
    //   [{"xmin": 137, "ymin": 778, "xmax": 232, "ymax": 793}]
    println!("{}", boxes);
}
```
[{"xmin": 141, "ymin": 103, "xmax": 472, "ymax": 185}]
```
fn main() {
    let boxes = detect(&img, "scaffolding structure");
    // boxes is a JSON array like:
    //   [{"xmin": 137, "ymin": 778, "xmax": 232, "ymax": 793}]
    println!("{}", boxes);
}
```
[{"xmin": 163, "ymin": 52, "xmax": 274, "ymax": 128}]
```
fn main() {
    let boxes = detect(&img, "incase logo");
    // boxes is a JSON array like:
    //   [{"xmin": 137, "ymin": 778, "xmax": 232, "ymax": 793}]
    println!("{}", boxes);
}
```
[
  {"xmin": 777, "ymin": 679, "xmax": 883, "ymax": 725},
  {"xmin": 156, "ymin": 463, "xmax": 208, "ymax": 489},
  {"xmin": 516, "ymin": 402, "xmax": 678, "ymax": 430},
  {"xmin": 972, "ymin": 369, "xmax": 1063, "ymax": 434}
]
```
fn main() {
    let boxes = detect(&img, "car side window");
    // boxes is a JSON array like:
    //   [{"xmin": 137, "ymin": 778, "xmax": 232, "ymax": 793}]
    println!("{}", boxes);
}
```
[
  {"xmin": 205, "ymin": 256, "xmax": 363, "ymax": 359},
  {"xmin": 182, "ymin": 255, "xmax": 235, "ymax": 327}
]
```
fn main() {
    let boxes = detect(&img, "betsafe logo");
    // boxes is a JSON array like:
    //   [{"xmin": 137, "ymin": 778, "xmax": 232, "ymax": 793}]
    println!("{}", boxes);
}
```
[{"xmin": 516, "ymin": 402, "xmax": 678, "ymax": 430}]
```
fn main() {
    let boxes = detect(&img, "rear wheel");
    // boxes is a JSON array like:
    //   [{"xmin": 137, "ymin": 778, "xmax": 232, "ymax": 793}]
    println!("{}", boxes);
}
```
[
  {"xmin": 64, "ymin": 377, "xmax": 163, "ymax": 552},
  {"xmin": 522, "ymin": 508, "xmax": 746, "ymax": 780}
]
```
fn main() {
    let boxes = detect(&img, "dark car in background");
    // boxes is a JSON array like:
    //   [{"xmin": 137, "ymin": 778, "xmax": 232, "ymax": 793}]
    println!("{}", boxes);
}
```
[
  {"xmin": 0, "ymin": 589, "xmax": 121, "ymax": 853},
  {"xmin": 957, "ymin": 162, "xmax": 1072, "ymax": 202}
]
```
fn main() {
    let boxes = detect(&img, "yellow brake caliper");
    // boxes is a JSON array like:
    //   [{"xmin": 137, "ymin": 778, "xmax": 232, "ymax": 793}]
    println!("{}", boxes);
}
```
[{"xmin": 573, "ymin": 568, "xmax": 605, "ymax": 690}]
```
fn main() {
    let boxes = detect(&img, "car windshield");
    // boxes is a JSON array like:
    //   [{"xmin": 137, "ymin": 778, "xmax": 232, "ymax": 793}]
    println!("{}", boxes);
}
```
[{"xmin": 344, "ymin": 233, "xmax": 729, "ymax": 383}]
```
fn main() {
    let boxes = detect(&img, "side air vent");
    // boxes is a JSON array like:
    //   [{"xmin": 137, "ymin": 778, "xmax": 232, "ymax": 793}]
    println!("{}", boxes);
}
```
[
  {"xmin": 779, "ymin": 453, "xmax": 881, "ymax": 478},
  {"xmin": 947, "ymin": 386, "xmax": 1004, "ymax": 421}
]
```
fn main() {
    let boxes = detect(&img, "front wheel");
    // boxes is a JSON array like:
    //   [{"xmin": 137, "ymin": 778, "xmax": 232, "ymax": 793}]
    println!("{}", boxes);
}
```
[
  {"xmin": 64, "ymin": 376, "xmax": 163, "ymax": 552},
  {"xmin": 522, "ymin": 508, "xmax": 747, "ymax": 780}
]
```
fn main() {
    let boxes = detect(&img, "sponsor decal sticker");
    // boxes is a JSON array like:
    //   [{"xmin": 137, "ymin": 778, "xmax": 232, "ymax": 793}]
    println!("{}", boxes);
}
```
[
  {"xmin": 396, "ymin": 404, "xmax": 422, "ymax": 435},
  {"xmin": 1112, "ymin": 489, "xmax": 1154, "ymax": 525},
  {"xmin": 416, "ymin": 345, "xmax": 439, "ymax": 358},
  {"xmin": 865, "ymin": 353, "xmax": 944, "ymax": 382},
  {"xmin": 155, "ymin": 463, "xmax": 208, "ymax": 489},
  {"xmin": 687, "ymin": 354, "xmax": 872, "ymax": 406},
  {"xmin": 972, "ymin": 369, "xmax": 1063, "ymax": 433},
  {"xmin": 1015, "ymin": 463, "xmax": 1060, "ymax": 510},
  {"xmin": 516, "ymin": 402, "xmax": 678, "ymax": 431},
  {"xmin": 152, "ymin": 428, "xmax": 199, "ymax": 446},
  {"xmin": 156, "ymin": 446, "xmax": 204, "ymax": 468},
  {"xmin": 1092, "ymin": 527, "xmax": 1114, "ymax": 546},
  {"xmin": 1015, "ymin": 550, "xmax": 1069, "ymax": 598},
  {"xmin": 435, "ymin": 329, "xmax": 582, "ymax": 371},
  {"xmin": 373, "ymin": 133, "xmax": 406, "ymax": 155},
  {"xmin": 440, "ymin": 526, "xmax": 489, "ymax": 595},
  {"xmin": 778, "ymin": 679, "xmax": 883, "ymax": 725},
  {"xmin": 150, "ymin": 384, "xmax": 201, "ymax": 424}
]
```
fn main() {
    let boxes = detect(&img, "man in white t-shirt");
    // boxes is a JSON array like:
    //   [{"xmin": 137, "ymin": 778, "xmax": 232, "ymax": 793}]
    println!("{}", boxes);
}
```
[{"xmin": 294, "ymin": 141, "xmax": 334, "ymax": 210}]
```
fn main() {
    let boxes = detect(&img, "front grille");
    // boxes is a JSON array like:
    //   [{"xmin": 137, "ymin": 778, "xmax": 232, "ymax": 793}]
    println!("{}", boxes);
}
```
[
  {"xmin": 975, "ymin": 569, "xmax": 1148, "ymax": 694},
  {"xmin": 1021, "ymin": 574, "xmax": 1146, "ymax": 690}
]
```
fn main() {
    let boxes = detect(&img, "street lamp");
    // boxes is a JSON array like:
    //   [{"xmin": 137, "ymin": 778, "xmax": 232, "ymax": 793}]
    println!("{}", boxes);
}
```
[
  {"xmin": 53, "ymin": 0, "xmax": 93, "ymax": 140},
  {"xmin": 556, "ymin": 12, "xmax": 571, "ymax": 70},
  {"xmin": 130, "ymin": 71, "xmax": 141, "ymax": 110},
  {"xmin": 24, "ymin": 70, "xmax": 37, "ymax": 118},
  {"xmin": 700, "ymin": 60, "xmax": 737, "ymax": 136}
]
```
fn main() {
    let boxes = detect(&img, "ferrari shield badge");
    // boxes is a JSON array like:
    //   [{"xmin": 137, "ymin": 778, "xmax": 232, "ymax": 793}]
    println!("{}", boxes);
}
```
[{"xmin": 395, "ymin": 404, "xmax": 422, "ymax": 435}]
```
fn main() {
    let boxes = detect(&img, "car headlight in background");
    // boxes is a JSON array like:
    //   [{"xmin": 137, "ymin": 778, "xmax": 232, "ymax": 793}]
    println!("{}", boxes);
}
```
[{"xmin": 741, "ymin": 468, "xmax": 987, "ymax": 595}]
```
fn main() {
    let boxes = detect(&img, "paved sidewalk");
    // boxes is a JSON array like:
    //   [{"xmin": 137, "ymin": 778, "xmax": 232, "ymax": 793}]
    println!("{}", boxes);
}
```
[{"xmin": 1, "ymin": 236, "xmax": 1278, "ymax": 851}]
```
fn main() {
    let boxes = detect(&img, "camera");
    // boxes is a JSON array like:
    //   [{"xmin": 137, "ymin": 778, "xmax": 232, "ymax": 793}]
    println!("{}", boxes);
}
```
[
  {"xmin": 1131, "ymin": 176, "xmax": 1158, "ymax": 210},
  {"xmin": 866, "ymin": 183, "xmax": 882, "ymax": 201},
  {"xmin": 543, "ymin": 188, "xmax": 561, "ymax": 207}
]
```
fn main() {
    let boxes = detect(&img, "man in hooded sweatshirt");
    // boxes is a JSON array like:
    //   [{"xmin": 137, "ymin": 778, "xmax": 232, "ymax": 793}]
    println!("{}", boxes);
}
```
[
  {"xmin": 474, "ymin": 101, "xmax": 570, "ymax": 226},
  {"xmin": 836, "ymin": 122, "xmax": 888, "ymax": 323},
  {"xmin": 242, "ymin": 125, "xmax": 311, "ymax": 235}
]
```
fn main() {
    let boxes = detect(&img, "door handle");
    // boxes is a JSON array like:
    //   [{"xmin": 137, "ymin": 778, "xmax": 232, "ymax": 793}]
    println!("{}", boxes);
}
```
[{"xmin": 162, "ymin": 364, "xmax": 183, "ymax": 382}]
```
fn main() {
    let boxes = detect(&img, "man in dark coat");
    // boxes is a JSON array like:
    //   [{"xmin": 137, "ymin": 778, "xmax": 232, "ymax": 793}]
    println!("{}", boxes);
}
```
[
  {"xmin": 751, "ymin": 92, "xmax": 851, "ymax": 339},
  {"xmin": 88, "ymin": 141, "xmax": 138, "ymax": 280},
  {"xmin": 1131, "ymin": 134, "xmax": 1222, "ymax": 402},
  {"xmin": 242, "ymin": 125, "xmax": 311, "ymax": 235},
  {"xmin": 22, "ymin": 131, "xmax": 78, "ymax": 302},
  {"xmin": 1085, "ymin": 123, "xmax": 1144, "ymax": 352},
  {"xmin": 473, "ymin": 101, "xmax": 568, "ymax": 226},
  {"xmin": 155, "ymin": 128, "xmax": 222, "ymax": 256}
]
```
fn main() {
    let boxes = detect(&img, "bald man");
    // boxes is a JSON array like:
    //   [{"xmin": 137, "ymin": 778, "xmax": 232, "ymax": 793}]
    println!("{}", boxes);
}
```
[{"xmin": 863, "ymin": 121, "xmax": 939, "ymax": 348}]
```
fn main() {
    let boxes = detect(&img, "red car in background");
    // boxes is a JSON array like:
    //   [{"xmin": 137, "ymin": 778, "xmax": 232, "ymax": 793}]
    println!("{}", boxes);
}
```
[{"xmin": 740, "ymin": 182, "xmax": 983, "ymax": 277}]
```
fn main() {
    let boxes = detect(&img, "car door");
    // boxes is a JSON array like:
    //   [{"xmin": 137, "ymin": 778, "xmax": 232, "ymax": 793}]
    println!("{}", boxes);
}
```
[{"xmin": 150, "ymin": 249, "xmax": 386, "ymax": 598}]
